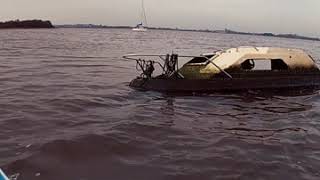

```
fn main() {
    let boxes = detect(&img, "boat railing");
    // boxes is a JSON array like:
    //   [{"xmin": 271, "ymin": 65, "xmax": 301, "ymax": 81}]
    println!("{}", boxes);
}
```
[
  {"xmin": 123, "ymin": 54, "xmax": 185, "ymax": 78},
  {"xmin": 123, "ymin": 54, "xmax": 233, "ymax": 79}
]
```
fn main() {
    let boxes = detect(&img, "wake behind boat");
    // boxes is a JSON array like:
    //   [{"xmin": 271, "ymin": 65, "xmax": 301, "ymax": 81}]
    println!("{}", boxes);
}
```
[{"xmin": 124, "ymin": 46, "xmax": 320, "ymax": 92}]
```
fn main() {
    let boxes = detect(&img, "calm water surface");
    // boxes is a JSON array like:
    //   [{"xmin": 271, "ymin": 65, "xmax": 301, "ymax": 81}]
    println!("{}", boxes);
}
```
[{"xmin": 0, "ymin": 28, "xmax": 320, "ymax": 180}]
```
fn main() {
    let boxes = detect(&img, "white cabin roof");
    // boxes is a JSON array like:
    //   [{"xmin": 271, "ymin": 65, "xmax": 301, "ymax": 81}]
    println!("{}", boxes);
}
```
[
  {"xmin": 179, "ymin": 46, "xmax": 319, "ymax": 79},
  {"xmin": 212, "ymin": 47, "xmax": 317, "ymax": 70}
]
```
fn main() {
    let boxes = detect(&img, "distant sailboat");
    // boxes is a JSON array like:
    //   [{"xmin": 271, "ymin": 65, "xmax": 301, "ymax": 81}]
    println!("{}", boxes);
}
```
[{"xmin": 132, "ymin": 0, "xmax": 148, "ymax": 32}]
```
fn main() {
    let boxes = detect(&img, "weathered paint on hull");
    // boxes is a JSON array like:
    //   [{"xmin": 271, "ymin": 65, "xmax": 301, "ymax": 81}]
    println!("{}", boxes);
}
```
[{"xmin": 130, "ymin": 74, "xmax": 320, "ymax": 92}]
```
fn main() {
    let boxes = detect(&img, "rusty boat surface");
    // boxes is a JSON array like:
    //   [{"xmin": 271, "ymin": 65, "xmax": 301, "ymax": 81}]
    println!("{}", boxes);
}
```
[{"xmin": 124, "ymin": 47, "xmax": 320, "ymax": 92}]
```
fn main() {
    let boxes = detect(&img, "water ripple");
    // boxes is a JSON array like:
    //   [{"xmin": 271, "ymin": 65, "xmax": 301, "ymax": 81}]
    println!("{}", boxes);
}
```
[{"xmin": 0, "ymin": 28, "xmax": 320, "ymax": 180}]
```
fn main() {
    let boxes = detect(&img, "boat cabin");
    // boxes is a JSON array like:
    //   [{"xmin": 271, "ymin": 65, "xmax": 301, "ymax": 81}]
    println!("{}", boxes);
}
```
[{"xmin": 179, "ymin": 47, "xmax": 319, "ymax": 79}]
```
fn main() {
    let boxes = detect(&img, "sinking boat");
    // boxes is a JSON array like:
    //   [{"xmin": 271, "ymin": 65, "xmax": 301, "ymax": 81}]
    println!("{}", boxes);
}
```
[{"xmin": 124, "ymin": 47, "xmax": 320, "ymax": 92}]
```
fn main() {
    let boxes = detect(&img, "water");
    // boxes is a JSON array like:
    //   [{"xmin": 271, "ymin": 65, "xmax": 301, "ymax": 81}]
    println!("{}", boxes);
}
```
[{"xmin": 0, "ymin": 28, "xmax": 320, "ymax": 180}]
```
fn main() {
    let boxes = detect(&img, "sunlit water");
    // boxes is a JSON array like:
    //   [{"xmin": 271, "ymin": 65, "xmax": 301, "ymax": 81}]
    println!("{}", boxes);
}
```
[{"xmin": 0, "ymin": 28, "xmax": 320, "ymax": 180}]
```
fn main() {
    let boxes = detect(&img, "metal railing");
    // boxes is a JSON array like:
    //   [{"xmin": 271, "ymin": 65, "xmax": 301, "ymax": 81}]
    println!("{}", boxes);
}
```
[{"xmin": 123, "ymin": 53, "xmax": 233, "ymax": 79}]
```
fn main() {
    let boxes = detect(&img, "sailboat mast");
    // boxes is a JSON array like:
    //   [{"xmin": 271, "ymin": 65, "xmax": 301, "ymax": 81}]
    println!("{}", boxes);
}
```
[
  {"xmin": 142, "ymin": 0, "xmax": 148, "ymax": 27},
  {"xmin": 133, "ymin": 0, "xmax": 148, "ymax": 31}
]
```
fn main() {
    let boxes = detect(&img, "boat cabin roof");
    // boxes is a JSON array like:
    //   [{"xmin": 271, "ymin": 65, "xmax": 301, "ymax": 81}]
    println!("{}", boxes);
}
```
[
  {"xmin": 186, "ymin": 47, "xmax": 318, "ymax": 70},
  {"xmin": 180, "ymin": 47, "xmax": 319, "ymax": 79},
  {"xmin": 215, "ymin": 47, "xmax": 317, "ymax": 70}
]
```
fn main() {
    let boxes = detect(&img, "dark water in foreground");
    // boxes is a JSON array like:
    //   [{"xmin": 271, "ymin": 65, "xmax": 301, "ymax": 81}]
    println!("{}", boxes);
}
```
[{"xmin": 1, "ymin": 28, "xmax": 320, "ymax": 180}]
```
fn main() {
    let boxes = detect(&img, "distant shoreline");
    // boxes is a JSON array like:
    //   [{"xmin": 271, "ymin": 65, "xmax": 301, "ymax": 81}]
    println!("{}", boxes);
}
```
[
  {"xmin": 56, "ymin": 24, "xmax": 320, "ymax": 42},
  {"xmin": 0, "ymin": 20, "xmax": 54, "ymax": 29},
  {"xmin": 1, "ymin": 20, "xmax": 318, "ymax": 42}
]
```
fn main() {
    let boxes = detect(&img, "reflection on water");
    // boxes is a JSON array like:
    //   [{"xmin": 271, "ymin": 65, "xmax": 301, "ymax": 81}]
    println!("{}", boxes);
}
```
[{"xmin": 0, "ymin": 28, "xmax": 320, "ymax": 180}]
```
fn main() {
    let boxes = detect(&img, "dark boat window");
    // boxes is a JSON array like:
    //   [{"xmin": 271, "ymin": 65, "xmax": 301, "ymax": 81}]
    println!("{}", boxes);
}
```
[
  {"xmin": 187, "ymin": 55, "xmax": 214, "ymax": 64},
  {"xmin": 271, "ymin": 59, "xmax": 288, "ymax": 70},
  {"xmin": 241, "ymin": 59, "xmax": 288, "ymax": 71},
  {"xmin": 241, "ymin": 59, "xmax": 255, "ymax": 70}
]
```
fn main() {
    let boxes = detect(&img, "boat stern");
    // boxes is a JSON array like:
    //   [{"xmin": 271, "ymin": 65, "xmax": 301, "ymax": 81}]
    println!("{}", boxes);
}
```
[{"xmin": 129, "ymin": 77, "xmax": 147, "ymax": 90}]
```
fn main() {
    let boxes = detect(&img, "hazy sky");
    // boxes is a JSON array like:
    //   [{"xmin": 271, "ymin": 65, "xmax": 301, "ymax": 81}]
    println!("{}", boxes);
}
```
[{"xmin": 2, "ymin": 0, "xmax": 320, "ymax": 37}]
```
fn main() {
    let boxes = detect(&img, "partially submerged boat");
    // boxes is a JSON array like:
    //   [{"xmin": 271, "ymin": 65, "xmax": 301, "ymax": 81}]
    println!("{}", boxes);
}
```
[{"xmin": 124, "ymin": 47, "xmax": 320, "ymax": 92}]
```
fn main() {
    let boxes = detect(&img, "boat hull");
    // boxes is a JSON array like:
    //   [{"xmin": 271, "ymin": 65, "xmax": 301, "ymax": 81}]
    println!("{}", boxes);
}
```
[
  {"xmin": 132, "ymin": 28, "xmax": 147, "ymax": 32},
  {"xmin": 130, "ymin": 73, "xmax": 320, "ymax": 92}
]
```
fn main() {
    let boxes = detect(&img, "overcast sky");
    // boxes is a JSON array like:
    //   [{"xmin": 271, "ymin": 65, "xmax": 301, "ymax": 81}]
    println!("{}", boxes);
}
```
[{"xmin": 2, "ymin": 0, "xmax": 319, "ymax": 37}]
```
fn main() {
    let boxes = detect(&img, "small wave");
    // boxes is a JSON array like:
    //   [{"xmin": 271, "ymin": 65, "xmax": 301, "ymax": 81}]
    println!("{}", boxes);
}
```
[
  {"xmin": 4, "ymin": 134, "xmax": 161, "ymax": 180},
  {"xmin": 48, "ymin": 64, "xmax": 112, "ymax": 68},
  {"xmin": 50, "ymin": 55, "xmax": 109, "ymax": 59},
  {"xmin": 47, "ymin": 98, "xmax": 114, "ymax": 112}
]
